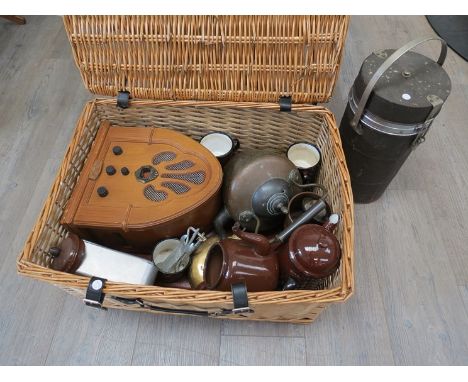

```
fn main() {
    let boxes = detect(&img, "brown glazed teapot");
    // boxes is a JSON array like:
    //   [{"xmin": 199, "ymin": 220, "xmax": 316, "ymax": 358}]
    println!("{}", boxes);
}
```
[
  {"xmin": 278, "ymin": 214, "xmax": 342, "ymax": 290},
  {"xmin": 203, "ymin": 223, "xmax": 278, "ymax": 292},
  {"xmin": 204, "ymin": 199, "xmax": 328, "ymax": 291}
]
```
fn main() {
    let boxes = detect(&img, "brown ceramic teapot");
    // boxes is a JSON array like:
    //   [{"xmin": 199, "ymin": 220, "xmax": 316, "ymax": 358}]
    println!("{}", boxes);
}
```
[
  {"xmin": 203, "ymin": 223, "xmax": 278, "ymax": 292},
  {"xmin": 278, "ymin": 214, "xmax": 342, "ymax": 290}
]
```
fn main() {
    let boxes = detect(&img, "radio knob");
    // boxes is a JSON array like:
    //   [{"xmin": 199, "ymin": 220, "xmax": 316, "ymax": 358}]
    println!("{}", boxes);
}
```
[
  {"xmin": 97, "ymin": 186, "xmax": 109, "ymax": 197},
  {"xmin": 121, "ymin": 167, "xmax": 130, "ymax": 175},
  {"xmin": 106, "ymin": 165, "xmax": 116, "ymax": 175},
  {"xmin": 112, "ymin": 146, "xmax": 123, "ymax": 155}
]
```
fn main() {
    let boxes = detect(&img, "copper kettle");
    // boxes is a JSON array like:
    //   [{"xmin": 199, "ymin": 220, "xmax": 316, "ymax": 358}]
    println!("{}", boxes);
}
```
[{"xmin": 214, "ymin": 150, "xmax": 303, "ymax": 236}]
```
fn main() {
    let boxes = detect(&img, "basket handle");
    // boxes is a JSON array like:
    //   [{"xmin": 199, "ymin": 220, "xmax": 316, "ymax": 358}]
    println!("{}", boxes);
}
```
[
  {"xmin": 350, "ymin": 36, "xmax": 448, "ymax": 135},
  {"xmin": 109, "ymin": 282, "xmax": 253, "ymax": 317}
]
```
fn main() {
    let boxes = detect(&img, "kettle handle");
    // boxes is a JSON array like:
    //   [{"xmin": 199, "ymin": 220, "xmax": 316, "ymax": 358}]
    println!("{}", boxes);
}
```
[
  {"xmin": 232, "ymin": 223, "xmax": 271, "ymax": 257},
  {"xmin": 350, "ymin": 36, "xmax": 448, "ymax": 135}
]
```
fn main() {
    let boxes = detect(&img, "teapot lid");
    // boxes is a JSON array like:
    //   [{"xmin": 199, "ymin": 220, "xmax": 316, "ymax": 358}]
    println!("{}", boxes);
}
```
[
  {"xmin": 50, "ymin": 233, "xmax": 85, "ymax": 273},
  {"xmin": 288, "ymin": 224, "xmax": 341, "ymax": 279}
]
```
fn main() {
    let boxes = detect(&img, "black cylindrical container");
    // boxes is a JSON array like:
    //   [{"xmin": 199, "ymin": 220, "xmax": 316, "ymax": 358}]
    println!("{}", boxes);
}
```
[{"xmin": 340, "ymin": 37, "xmax": 451, "ymax": 203}]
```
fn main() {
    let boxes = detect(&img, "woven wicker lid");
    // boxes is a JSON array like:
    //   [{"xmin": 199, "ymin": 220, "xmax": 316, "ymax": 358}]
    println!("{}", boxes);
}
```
[{"xmin": 63, "ymin": 16, "xmax": 349, "ymax": 104}]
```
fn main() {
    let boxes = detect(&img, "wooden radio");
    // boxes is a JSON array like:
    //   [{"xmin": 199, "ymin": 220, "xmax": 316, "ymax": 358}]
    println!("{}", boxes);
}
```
[{"xmin": 61, "ymin": 122, "xmax": 223, "ymax": 252}]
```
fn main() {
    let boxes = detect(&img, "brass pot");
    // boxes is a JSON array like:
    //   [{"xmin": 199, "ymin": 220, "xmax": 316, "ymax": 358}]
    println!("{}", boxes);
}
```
[
  {"xmin": 188, "ymin": 235, "xmax": 220, "ymax": 289},
  {"xmin": 189, "ymin": 234, "xmax": 240, "ymax": 289}
]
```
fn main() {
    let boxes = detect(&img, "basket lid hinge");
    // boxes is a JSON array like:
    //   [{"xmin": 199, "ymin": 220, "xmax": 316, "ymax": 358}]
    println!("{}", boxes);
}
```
[
  {"xmin": 117, "ymin": 91, "xmax": 131, "ymax": 109},
  {"xmin": 279, "ymin": 96, "xmax": 292, "ymax": 112},
  {"xmin": 83, "ymin": 276, "xmax": 107, "ymax": 310}
]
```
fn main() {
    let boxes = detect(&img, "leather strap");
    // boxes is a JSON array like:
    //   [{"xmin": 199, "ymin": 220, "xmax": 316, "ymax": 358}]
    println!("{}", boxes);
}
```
[
  {"xmin": 110, "ymin": 282, "xmax": 253, "ymax": 317},
  {"xmin": 111, "ymin": 296, "xmax": 213, "ymax": 316},
  {"xmin": 279, "ymin": 95, "xmax": 292, "ymax": 112},
  {"xmin": 117, "ymin": 90, "xmax": 130, "ymax": 109},
  {"xmin": 230, "ymin": 282, "xmax": 251, "ymax": 314},
  {"xmin": 83, "ymin": 277, "xmax": 107, "ymax": 310}
]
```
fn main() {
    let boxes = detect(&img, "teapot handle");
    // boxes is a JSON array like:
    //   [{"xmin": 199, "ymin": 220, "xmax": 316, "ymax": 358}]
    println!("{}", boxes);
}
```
[
  {"xmin": 232, "ymin": 222, "xmax": 271, "ymax": 257},
  {"xmin": 275, "ymin": 199, "xmax": 327, "ymax": 243},
  {"xmin": 285, "ymin": 191, "xmax": 324, "ymax": 225}
]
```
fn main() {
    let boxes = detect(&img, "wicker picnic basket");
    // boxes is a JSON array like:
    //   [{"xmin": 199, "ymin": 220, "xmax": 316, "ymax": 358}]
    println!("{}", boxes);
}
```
[{"xmin": 17, "ymin": 15, "xmax": 353, "ymax": 324}]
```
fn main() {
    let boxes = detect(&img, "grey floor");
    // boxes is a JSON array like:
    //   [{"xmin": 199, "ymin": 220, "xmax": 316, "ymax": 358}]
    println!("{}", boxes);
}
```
[{"xmin": 0, "ymin": 16, "xmax": 467, "ymax": 366}]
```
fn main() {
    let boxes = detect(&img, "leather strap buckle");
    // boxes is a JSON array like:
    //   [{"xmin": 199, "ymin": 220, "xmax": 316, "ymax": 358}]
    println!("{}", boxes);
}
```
[
  {"xmin": 231, "ymin": 306, "xmax": 254, "ymax": 315},
  {"xmin": 83, "ymin": 277, "xmax": 107, "ymax": 310},
  {"xmin": 230, "ymin": 282, "xmax": 253, "ymax": 316}
]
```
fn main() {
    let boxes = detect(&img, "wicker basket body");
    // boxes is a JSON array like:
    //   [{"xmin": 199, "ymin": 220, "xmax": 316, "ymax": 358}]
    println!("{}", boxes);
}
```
[{"xmin": 17, "ymin": 16, "xmax": 353, "ymax": 324}]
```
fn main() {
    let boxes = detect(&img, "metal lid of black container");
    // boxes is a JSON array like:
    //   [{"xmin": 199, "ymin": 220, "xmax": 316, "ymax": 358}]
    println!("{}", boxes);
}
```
[{"xmin": 353, "ymin": 49, "xmax": 451, "ymax": 124}]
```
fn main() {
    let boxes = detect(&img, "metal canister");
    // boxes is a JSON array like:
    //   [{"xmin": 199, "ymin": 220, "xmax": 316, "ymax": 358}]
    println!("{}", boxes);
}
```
[{"xmin": 339, "ymin": 36, "xmax": 451, "ymax": 203}]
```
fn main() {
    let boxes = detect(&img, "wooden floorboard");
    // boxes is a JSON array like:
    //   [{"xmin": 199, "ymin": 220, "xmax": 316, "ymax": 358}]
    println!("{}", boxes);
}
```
[
  {"xmin": 363, "ymin": 190, "xmax": 468, "ymax": 365},
  {"xmin": 303, "ymin": 205, "xmax": 395, "ymax": 366},
  {"xmin": 460, "ymin": 285, "xmax": 468, "ymax": 317},
  {"xmin": 0, "ymin": 16, "xmax": 92, "ymax": 366},
  {"xmin": 131, "ymin": 314, "xmax": 221, "ymax": 365},
  {"xmin": 219, "ymin": 336, "xmax": 306, "ymax": 366},
  {"xmin": 0, "ymin": 15, "xmax": 467, "ymax": 365},
  {"xmin": 45, "ymin": 298, "xmax": 140, "ymax": 366}
]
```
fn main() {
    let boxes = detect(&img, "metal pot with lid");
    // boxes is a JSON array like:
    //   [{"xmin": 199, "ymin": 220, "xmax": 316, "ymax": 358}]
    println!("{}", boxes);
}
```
[
  {"xmin": 48, "ymin": 233, "xmax": 157, "ymax": 285},
  {"xmin": 214, "ymin": 150, "xmax": 303, "ymax": 236},
  {"xmin": 339, "ymin": 36, "xmax": 451, "ymax": 203}
]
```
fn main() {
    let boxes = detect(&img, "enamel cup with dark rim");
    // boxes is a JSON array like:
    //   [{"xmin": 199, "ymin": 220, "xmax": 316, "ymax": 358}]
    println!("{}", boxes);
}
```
[
  {"xmin": 200, "ymin": 132, "xmax": 239, "ymax": 166},
  {"xmin": 287, "ymin": 142, "xmax": 322, "ymax": 184}
]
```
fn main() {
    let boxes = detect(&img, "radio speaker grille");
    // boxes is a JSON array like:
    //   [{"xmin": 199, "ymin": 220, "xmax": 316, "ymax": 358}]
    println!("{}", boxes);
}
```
[
  {"xmin": 161, "ymin": 171, "xmax": 206, "ymax": 185},
  {"xmin": 152, "ymin": 151, "xmax": 176, "ymax": 165},
  {"xmin": 162, "ymin": 182, "xmax": 191, "ymax": 194},
  {"xmin": 165, "ymin": 160, "xmax": 195, "ymax": 171},
  {"xmin": 143, "ymin": 185, "xmax": 168, "ymax": 202}
]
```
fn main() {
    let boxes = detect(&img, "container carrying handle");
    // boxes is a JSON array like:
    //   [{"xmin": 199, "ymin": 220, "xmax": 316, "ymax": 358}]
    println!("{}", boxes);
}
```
[
  {"xmin": 109, "ymin": 282, "xmax": 253, "ymax": 318},
  {"xmin": 350, "ymin": 36, "xmax": 448, "ymax": 135}
]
